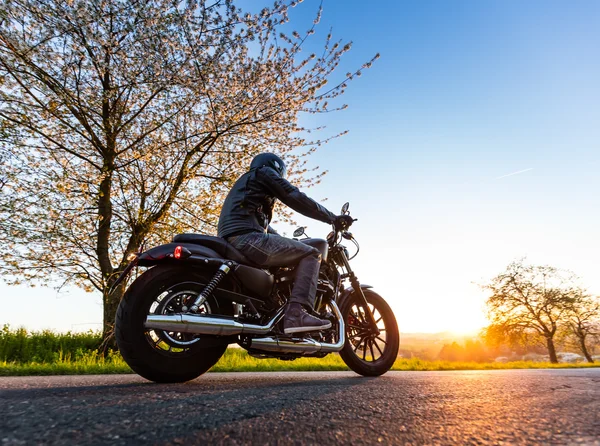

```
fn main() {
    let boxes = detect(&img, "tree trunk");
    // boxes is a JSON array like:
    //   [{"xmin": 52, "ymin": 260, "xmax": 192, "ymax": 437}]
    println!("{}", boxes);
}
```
[
  {"xmin": 546, "ymin": 336, "xmax": 558, "ymax": 363},
  {"xmin": 102, "ymin": 283, "xmax": 126, "ymax": 351},
  {"xmin": 101, "ymin": 234, "xmax": 145, "ymax": 351},
  {"xmin": 578, "ymin": 336, "xmax": 594, "ymax": 363}
]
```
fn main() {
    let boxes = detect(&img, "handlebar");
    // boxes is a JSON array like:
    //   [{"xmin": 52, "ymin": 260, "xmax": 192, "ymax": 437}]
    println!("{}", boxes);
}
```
[{"xmin": 333, "ymin": 217, "xmax": 357, "ymax": 232}]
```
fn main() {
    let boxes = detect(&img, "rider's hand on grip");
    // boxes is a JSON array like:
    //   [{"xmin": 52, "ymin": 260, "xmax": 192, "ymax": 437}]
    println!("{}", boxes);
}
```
[{"xmin": 334, "ymin": 215, "xmax": 355, "ymax": 231}]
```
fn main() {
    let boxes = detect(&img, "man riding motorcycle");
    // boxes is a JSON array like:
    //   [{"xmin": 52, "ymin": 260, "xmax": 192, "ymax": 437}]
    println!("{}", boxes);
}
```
[{"xmin": 218, "ymin": 153, "xmax": 353, "ymax": 334}]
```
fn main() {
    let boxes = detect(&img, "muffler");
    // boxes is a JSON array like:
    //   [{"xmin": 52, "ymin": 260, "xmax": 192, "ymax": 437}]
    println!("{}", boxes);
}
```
[
  {"xmin": 248, "ymin": 301, "xmax": 345, "ymax": 354},
  {"xmin": 144, "ymin": 310, "xmax": 282, "ymax": 336},
  {"xmin": 145, "ymin": 301, "xmax": 346, "ymax": 355}
]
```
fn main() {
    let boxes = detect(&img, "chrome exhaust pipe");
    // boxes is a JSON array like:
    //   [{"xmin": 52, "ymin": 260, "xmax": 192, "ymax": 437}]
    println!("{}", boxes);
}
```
[
  {"xmin": 249, "ymin": 337, "xmax": 322, "ymax": 354},
  {"xmin": 144, "ymin": 310, "xmax": 283, "ymax": 336},
  {"xmin": 248, "ymin": 301, "xmax": 345, "ymax": 354}
]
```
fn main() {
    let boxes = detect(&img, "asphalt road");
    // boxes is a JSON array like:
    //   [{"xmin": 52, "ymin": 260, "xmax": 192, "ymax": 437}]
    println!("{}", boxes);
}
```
[{"xmin": 1, "ymin": 369, "xmax": 599, "ymax": 445}]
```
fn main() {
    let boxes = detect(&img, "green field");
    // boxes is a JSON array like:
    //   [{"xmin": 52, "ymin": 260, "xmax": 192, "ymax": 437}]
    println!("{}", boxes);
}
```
[
  {"xmin": 2, "ymin": 348, "xmax": 599, "ymax": 376},
  {"xmin": 1, "ymin": 326, "xmax": 598, "ymax": 376}
]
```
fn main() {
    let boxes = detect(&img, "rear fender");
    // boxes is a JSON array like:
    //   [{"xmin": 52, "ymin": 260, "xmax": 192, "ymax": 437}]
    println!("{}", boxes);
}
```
[
  {"xmin": 111, "ymin": 243, "xmax": 275, "ymax": 303},
  {"xmin": 337, "ymin": 284, "xmax": 374, "ymax": 309},
  {"xmin": 137, "ymin": 243, "xmax": 221, "ymax": 266},
  {"xmin": 139, "ymin": 244, "xmax": 274, "ymax": 298},
  {"xmin": 108, "ymin": 243, "xmax": 224, "ymax": 295}
]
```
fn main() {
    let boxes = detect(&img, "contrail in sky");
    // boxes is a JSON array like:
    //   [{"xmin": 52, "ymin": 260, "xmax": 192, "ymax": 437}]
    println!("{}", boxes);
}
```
[{"xmin": 495, "ymin": 168, "xmax": 534, "ymax": 180}]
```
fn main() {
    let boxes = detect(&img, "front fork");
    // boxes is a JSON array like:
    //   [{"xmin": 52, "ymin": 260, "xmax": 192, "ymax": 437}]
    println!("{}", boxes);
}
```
[{"xmin": 339, "ymin": 250, "xmax": 381, "ymax": 336}]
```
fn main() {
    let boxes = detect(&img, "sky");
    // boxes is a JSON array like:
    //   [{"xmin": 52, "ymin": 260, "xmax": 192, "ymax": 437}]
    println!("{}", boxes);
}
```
[{"xmin": 1, "ymin": 0, "xmax": 599, "ymax": 334}]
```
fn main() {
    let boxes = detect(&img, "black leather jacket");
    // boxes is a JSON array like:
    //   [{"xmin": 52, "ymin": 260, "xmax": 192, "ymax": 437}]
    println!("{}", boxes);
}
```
[{"xmin": 217, "ymin": 166, "xmax": 336, "ymax": 239}]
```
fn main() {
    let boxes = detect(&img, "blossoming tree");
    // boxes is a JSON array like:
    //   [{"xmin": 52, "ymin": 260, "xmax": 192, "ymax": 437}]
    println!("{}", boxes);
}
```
[{"xmin": 0, "ymin": 0, "xmax": 376, "ymax": 339}]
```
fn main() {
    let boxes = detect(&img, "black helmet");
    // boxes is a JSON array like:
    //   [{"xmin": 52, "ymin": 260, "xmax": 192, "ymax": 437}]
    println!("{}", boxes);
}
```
[{"xmin": 249, "ymin": 153, "xmax": 287, "ymax": 178}]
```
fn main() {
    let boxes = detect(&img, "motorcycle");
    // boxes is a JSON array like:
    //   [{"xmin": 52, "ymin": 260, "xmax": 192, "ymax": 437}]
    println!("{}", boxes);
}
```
[{"xmin": 113, "ymin": 203, "xmax": 399, "ymax": 383}]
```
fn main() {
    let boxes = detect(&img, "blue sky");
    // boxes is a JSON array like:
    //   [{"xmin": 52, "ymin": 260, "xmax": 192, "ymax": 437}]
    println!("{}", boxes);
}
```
[
  {"xmin": 1, "ymin": 0, "xmax": 599, "ymax": 333},
  {"xmin": 282, "ymin": 0, "xmax": 600, "ymax": 332}
]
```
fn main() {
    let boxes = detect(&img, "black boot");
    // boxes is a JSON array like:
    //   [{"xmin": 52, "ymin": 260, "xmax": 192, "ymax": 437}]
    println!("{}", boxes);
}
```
[{"xmin": 283, "ymin": 303, "xmax": 332, "ymax": 335}]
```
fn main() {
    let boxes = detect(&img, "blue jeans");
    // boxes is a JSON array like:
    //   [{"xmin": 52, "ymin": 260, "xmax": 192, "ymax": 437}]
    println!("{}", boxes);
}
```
[{"xmin": 227, "ymin": 233, "xmax": 322, "ymax": 308}]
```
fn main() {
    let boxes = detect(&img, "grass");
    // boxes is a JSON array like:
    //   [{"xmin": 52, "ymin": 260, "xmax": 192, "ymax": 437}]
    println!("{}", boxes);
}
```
[
  {"xmin": 0, "ymin": 350, "xmax": 131, "ymax": 376},
  {"xmin": 2, "ymin": 348, "xmax": 599, "ymax": 376},
  {"xmin": 0, "ymin": 324, "xmax": 102, "ymax": 363},
  {"xmin": 1, "ymin": 326, "xmax": 598, "ymax": 376},
  {"xmin": 390, "ymin": 358, "xmax": 600, "ymax": 371}
]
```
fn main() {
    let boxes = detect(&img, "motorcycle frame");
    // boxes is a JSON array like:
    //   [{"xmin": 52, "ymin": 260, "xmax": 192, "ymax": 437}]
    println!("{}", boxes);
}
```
[{"xmin": 111, "ymin": 227, "xmax": 381, "ymax": 351}]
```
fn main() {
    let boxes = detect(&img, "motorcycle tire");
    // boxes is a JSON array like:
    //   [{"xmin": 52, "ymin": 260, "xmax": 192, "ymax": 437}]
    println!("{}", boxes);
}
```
[
  {"xmin": 339, "ymin": 289, "xmax": 399, "ymax": 377},
  {"xmin": 115, "ymin": 264, "xmax": 232, "ymax": 383}
]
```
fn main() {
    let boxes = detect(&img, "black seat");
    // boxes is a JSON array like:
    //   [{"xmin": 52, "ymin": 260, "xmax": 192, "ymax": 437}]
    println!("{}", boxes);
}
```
[
  {"xmin": 172, "ymin": 233, "xmax": 253, "ymax": 265},
  {"xmin": 173, "ymin": 234, "xmax": 329, "ymax": 266}
]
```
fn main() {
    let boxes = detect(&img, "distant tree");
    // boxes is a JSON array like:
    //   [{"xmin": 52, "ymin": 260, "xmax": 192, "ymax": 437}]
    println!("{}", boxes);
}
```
[
  {"xmin": 482, "ymin": 260, "xmax": 579, "ymax": 363},
  {"xmin": 0, "ymin": 0, "xmax": 376, "ymax": 340},
  {"xmin": 564, "ymin": 294, "xmax": 599, "ymax": 363},
  {"xmin": 438, "ymin": 342, "xmax": 464, "ymax": 362},
  {"xmin": 482, "ymin": 323, "xmax": 538, "ymax": 357}
]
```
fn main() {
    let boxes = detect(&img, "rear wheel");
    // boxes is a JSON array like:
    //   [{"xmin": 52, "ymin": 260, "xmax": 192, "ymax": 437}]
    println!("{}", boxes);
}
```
[
  {"xmin": 115, "ymin": 265, "xmax": 233, "ymax": 383},
  {"xmin": 339, "ymin": 289, "xmax": 399, "ymax": 376}
]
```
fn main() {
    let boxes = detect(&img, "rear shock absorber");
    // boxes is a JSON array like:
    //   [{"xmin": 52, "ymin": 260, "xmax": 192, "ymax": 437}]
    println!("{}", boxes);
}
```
[{"xmin": 188, "ymin": 262, "xmax": 233, "ymax": 313}]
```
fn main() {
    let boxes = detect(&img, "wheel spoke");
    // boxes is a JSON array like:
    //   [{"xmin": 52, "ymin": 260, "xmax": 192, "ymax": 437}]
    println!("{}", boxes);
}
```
[
  {"xmin": 375, "ymin": 336, "xmax": 387, "ymax": 345},
  {"xmin": 147, "ymin": 288, "xmax": 210, "ymax": 352},
  {"xmin": 349, "ymin": 328, "xmax": 369, "ymax": 338},
  {"xmin": 354, "ymin": 307, "xmax": 367, "ymax": 324},
  {"xmin": 347, "ymin": 323, "xmax": 364, "ymax": 330},
  {"xmin": 354, "ymin": 336, "xmax": 366, "ymax": 353},
  {"xmin": 362, "ymin": 339, "xmax": 368, "ymax": 360},
  {"xmin": 373, "ymin": 340, "xmax": 384, "ymax": 356}
]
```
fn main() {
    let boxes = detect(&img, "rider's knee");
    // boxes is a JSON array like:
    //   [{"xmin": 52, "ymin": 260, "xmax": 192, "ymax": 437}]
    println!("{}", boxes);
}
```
[{"xmin": 310, "ymin": 247, "xmax": 322, "ymax": 263}]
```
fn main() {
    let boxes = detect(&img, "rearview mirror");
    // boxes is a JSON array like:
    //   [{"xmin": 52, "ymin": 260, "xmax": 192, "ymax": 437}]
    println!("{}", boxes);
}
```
[
  {"xmin": 341, "ymin": 202, "xmax": 350, "ymax": 215},
  {"xmin": 293, "ymin": 227, "xmax": 305, "ymax": 238}
]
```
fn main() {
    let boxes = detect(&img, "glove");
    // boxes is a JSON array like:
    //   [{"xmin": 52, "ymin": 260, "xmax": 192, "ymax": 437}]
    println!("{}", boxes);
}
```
[{"xmin": 334, "ymin": 215, "xmax": 355, "ymax": 231}]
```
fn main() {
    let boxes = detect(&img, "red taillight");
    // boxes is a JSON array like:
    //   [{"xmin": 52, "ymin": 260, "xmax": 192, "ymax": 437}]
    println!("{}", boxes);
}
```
[{"xmin": 174, "ymin": 245, "xmax": 183, "ymax": 259}]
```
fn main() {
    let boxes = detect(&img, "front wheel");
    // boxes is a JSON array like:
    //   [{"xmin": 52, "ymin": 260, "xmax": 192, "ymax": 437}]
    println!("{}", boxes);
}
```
[{"xmin": 339, "ymin": 289, "xmax": 399, "ymax": 376}]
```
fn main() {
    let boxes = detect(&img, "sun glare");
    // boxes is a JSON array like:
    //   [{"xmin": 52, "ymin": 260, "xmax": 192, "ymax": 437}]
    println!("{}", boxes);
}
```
[{"xmin": 386, "ymin": 289, "xmax": 489, "ymax": 335}]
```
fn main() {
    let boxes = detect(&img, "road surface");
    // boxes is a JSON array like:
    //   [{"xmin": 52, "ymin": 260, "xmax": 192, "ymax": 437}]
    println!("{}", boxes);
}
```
[{"xmin": 1, "ymin": 369, "xmax": 599, "ymax": 445}]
